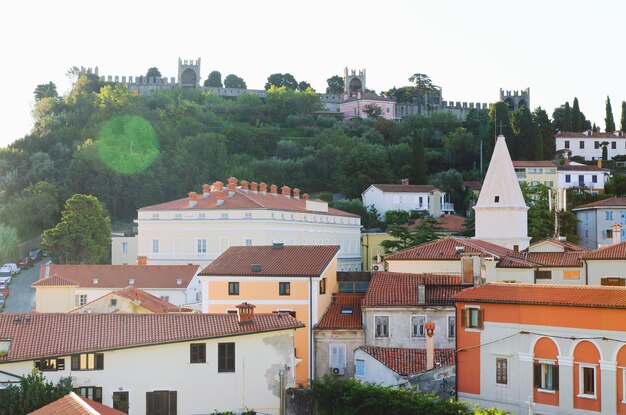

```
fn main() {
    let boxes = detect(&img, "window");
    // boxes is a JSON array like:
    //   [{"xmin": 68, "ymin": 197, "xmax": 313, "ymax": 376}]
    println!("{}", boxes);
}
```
[
  {"xmin": 375, "ymin": 316, "xmax": 389, "ymax": 338},
  {"xmin": 563, "ymin": 270, "xmax": 580, "ymax": 280},
  {"xmin": 75, "ymin": 294, "xmax": 87, "ymax": 306},
  {"xmin": 606, "ymin": 229, "xmax": 614, "ymax": 239},
  {"xmin": 579, "ymin": 365, "xmax": 596, "ymax": 397},
  {"xmin": 109, "ymin": 298, "xmax": 117, "ymax": 307},
  {"xmin": 218, "ymin": 342, "xmax": 235, "ymax": 372},
  {"xmin": 220, "ymin": 213, "xmax": 229, "ymax": 219},
  {"xmin": 564, "ymin": 140, "xmax": 570, "ymax": 148},
  {"xmin": 545, "ymin": 181, "xmax": 553, "ymax": 187},
  {"xmin": 112, "ymin": 391, "xmax": 129, "ymax": 414},
  {"xmin": 152, "ymin": 239, "xmax": 159, "ymax": 254},
  {"xmin": 122, "ymin": 242, "xmax": 128, "ymax": 253},
  {"xmin": 75, "ymin": 387, "xmax": 102, "ymax": 403},
  {"xmin": 279, "ymin": 282, "xmax": 290, "ymax": 296},
  {"xmin": 197, "ymin": 239, "xmax": 207, "ymax": 254},
  {"xmin": 494, "ymin": 196, "xmax": 500, "ymax": 203},
  {"xmin": 146, "ymin": 391, "xmax": 177, "ymax": 415},
  {"xmin": 411, "ymin": 315, "xmax": 426, "ymax": 338},
  {"xmin": 535, "ymin": 270, "xmax": 552, "ymax": 280},
  {"xmin": 228, "ymin": 282, "xmax": 239, "ymax": 295},
  {"xmin": 198, "ymin": 213, "xmax": 206, "ymax": 219},
  {"xmin": 461, "ymin": 307, "xmax": 483, "ymax": 329},
  {"xmin": 613, "ymin": 141, "xmax": 617, "ymax": 149},
  {"xmin": 329, "ymin": 344, "xmax": 346, "ymax": 369},
  {"xmin": 534, "ymin": 362, "xmax": 558, "ymax": 391},
  {"xmin": 578, "ymin": 175, "xmax": 584, "ymax": 185},
  {"xmin": 190, "ymin": 343, "xmax": 206, "ymax": 364},
  {"xmin": 340, "ymin": 306, "xmax": 353, "ymax": 314},
  {"xmin": 355, "ymin": 359, "xmax": 365, "ymax": 377},
  {"xmin": 174, "ymin": 213, "xmax": 182, "ymax": 219},
  {"xmin": 244, "ymin": 212, "xmax": 252, "ymax": 218},
  {"xmin": 160, "ymin": 296, "xmax": 169, "ymax": 302},
  {"xmin": 606, "ymin": 211, "xmax": 614, "ymax": 221},
  {"xmin": 496, "ymin": 357, "xmax": 508, "ymax": 385},
  {"xmin": 245, "ymin": 238, "xmax": 253, "ymax": 247},
  {"xmin": 592, "ymin": 175, "xmax": 598, "ymax": 183},
  {"xmin": 71, "ymin": 353, "xmax": 104, "ymax": 371},
  {"xmin": 579, "ymin": 141, "xmax": 584, "ymax": 149},
  {"xmin": 594, "ymin": 141, "xmax": 600, "ymax": 149},
  {"xmin": 565, "ymin": 174, "xmax": 571, "ymax": 183},
  {"xmin": 447, "ymin": 316, "xmax": 456, "ymax": 338},
  {"xmin": 34, "ymin": 358, "xmax": 65, "ymax": 371},
  {"xmin": 319, "ymin": 278, "xmax": 326, "ymax": 294},
  {"xmin": 530, "ymin": 181, "xmax": 539, "ymax": 187},
  {"xmin": 601, "ymin": 277, "xmax": 625, "ymax": 286}
]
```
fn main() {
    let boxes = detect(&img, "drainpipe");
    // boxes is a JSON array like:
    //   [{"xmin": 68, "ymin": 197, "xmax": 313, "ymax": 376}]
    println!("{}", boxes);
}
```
[
  {"xmin": 584, "ymin": 259, "xmax": 589, "ymax": 285},
  {"xmin": 309, "ymin": 275, "xmax": 313, "ymax": 383},
  {"xmin": 279, "ymin": 367, "xmax": 285, "ymax": 415}
]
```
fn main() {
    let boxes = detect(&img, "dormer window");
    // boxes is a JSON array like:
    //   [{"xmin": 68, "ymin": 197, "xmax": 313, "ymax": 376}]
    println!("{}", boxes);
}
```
[
  {"xmin": 129, "ymin": 278, "xmax": 135, "ymax": 285},
  {"xmin": 340, "ymin": 306, "xmax": 353, "ymax": 314},
  {"xmin": 494, "ymin": 196, "xmax": 500, "ymax": 203}
]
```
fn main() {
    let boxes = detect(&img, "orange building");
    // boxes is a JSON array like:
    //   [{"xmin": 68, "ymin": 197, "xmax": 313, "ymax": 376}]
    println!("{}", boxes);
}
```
[
  {"xmin": 199, "ymin": 244, "xmax": 339, "ymax": 384},
  {"xmin": 454, "ymin": 283, "xmax": 626, "ymax": 414}
]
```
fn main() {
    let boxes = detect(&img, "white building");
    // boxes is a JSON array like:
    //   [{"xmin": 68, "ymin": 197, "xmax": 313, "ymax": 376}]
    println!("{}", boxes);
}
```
[
  {"xmin": 361, "ymin": 179, "xmax": 453, "ymax": 219},
  {"xmin": 132, "ymin": 178, "xmax": 362, "ymax": 271},
  {"xmin": 557, "ymin": 163, "xmax": 609, "ymax": 194},
  {"xmin": 555, "ymin": 130, "xmax": 626, "ymax": 161},
  {"xmin": 0, "ymin": 307, "xmax": 302, "ymax": 415},
  {"xmin": 572, "ymin": 197, "xmax": 626, "ymax": 249}
]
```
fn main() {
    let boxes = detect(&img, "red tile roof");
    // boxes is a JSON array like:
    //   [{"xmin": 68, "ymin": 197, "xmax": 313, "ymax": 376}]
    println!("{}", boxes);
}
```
[
  {"xmin": 71, "ymin": 286, "xmax": 194, "ymax": 314},
  {"xmin": 362, "ymin": 272, "xmax": 464, "ymax": 307},
  {"xmin": 199, "ymin": 245, "xmax": 340, "ymax": 277},
  {"xmin": 582, "ymin": 241, "xmax": 626, "ymax": 260},
  {"xmin": 463, "ymin": 181, "xmax": 482, "ymax": 191},
  {"xmin": 524, "ymin": 252, "xmax": 583, "ymax": 267},
  {"xmin": 573, "ymin": 196, "xmax": 626, "ymax": 210},
  {"xmin": 0, "ymin": 312, "xmax": 303, "ymax": 362},
  {"xmin": 557, "ymin": 165, "xmax": 604, "ymax": 172},
  {"xmin": 512, "ymin": 161, "xmax": 557, "ymax": 168},
  {"xmin": 30, "ymin": 392, "xmax": 126, "ymax": 415},
  {"xmin": 529, "ymin": 238, "xmax": 589, "ymax": 252},
  {"xmin": 139, "ymin": 187, "xmax": 359, "ymax": 218},
  {"xmin": 452, "ymin": 282, "xmax": 626, "ymax": 308},
  {"xmin": 33, "ymin": 265, "xmax": 200, "ymax": 289},
  {"xmin": 407, "ymin": 215, "xmax": 466, "ymax": 233},
  {"xmin": 371, "ymin": 184, "xmax": 440, "ymax": 193},
  {"xmin": 358, "ymin": 346, "xmax": 455, "ymax": 376},
  {"xmin": 316, "ymin": 293, "xmax": 364, "ymax": 329},
  {"xmin": 556, "ymin": 131, "xmax": 624, "ymax": 139},
  {"xmin": 343, "ymin": 92, "xmax": 393, "ymax": 103}
]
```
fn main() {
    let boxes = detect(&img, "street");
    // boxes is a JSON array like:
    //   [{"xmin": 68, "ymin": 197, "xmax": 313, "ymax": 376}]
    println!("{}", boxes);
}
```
[{"xmin": 3, "ymin": 260, "xmax": 45, "ymax": 313}]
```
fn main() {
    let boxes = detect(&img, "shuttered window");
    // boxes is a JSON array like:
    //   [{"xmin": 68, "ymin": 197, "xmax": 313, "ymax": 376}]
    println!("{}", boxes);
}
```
[
  {"xmin": 329, "ymin": 345, "xmax": 346, "ymax": 368},
  {"xmin": 496, "ymin": 358, "xmax": 508, "ymax": 385},
  {"xmin": 190, "ymin": 343, "xmax": 206, "ymax": 364},
  {"xmin": 146, "ymin": 391, "xmax": 177, "ymax": 415},
  {"xmin": 218, "ymin": 342, "xmax": 235, "ymax": 373}
]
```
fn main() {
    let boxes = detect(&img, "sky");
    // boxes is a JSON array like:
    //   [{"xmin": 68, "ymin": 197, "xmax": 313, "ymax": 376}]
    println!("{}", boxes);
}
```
[{"xmin": 1, "ymin": 0, "xmax": 625, "ymax": 148}]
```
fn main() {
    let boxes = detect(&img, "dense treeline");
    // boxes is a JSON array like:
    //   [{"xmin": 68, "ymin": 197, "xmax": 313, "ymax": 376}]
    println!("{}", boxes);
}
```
[{"xmin": 0, "ymin": 71, "xmax": 586, "ymax": 244}]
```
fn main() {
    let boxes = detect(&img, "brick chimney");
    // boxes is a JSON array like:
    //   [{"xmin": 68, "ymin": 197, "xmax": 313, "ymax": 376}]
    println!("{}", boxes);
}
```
[
  {"xmin": 227, "ymin": 182, "xmax": 236, "ymax": 197},
  {"xmin": 250, "ymin": 182, "xmax": 258, "ymax": 192},
  {"xmin": 425, "ymin": 322, "xmax": 435, "ymax": 370},
  {"xmin": 236, "ymin": 302, "xmax": 256, "ymax": 324},
  {"xmin": 137, "ymin": 256, "xmax": 147, "ymax": 266},
  {"xmin": 213, "ymin": 181, "xmax": 224, "ymax": 191},
  {"xmin": 302, "ymin": 193, "xmax": 309, "ymax": 201},
  {"xmin": 202, "ymin": 184, "xmax": 211, "ymax": 198},
  {"xmin": 227, "ymin": 177, "xmax": 238, "ymax": 187},
  {"xmin": 270, "ymin": 184, "xmax": 278, "ymax": 196},
  {"xmin": 401, "ymin": 178, "xmax": 409, "ymax": 186},
  {"xmin": 188, "ymin": 191, "xmax": 199, "ymax": 208},
  {"xmin": 281, "ymin": 186, "xmax": 291, "ymax": 198},
  {"xmin": 241, "ymin": 180, "xmax": 249, "ymax": 192},
  {"xmin": 259, "ymin": 182, "xmax": 267, "ymax": 194},
  {"xmin": 293, "ymin": 188, "xmax": 300, "ymax": 199},
  {"xmin": 216, "ymin": 191, "xmax": 225, "ymax": 206},
  {"xmin": 613, "ymin": 223, "xmax": 622, "ymax": 245}
]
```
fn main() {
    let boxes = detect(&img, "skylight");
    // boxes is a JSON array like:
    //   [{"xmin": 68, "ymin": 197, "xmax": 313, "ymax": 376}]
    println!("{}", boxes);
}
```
[{"xmin": 340, "ymin": 306, "xmax": 353, "ymax": 315}]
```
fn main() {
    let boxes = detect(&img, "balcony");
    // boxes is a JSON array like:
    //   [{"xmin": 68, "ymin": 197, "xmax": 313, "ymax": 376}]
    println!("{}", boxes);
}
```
[
  {"xmin": 516, "ymin": 172, "xmax": 527, "ymax": 180},
  {"xmin": 442, "ymin": 203, "xmax": 454, "ymax": 212}
]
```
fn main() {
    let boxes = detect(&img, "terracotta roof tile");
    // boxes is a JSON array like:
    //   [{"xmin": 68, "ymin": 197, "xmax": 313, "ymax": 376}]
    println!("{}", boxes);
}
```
[
  {"xmin": 30, "ymin": 392, "xmax": 126, "ymax": 415},
  {"xmin": 524, "ymin": 252, "xmax": 584, "ymax": 267},
  {"xmin": 452, "ymin": 282, "xmax": 626, "ymax": 308},
  {"xmin": 199, "ymin": 245, "xmax": 339, "ymax": 277},
  {"xmin": 556, "ymin": 131, "xmax": 624, "ymax": 139},
  {"xmin": 139, "ymin": 187, "xmax": 359, "ymax": 218},
  {"xmin": 362, "ymin": 272, "xmax": 464, "ymax": 307},
  {"xmin": 33, "ymin": 265, "xmax": 199, "ymax": 289},
  {"xmin": 582, "ymin": 241, "xmax": 626, "ymax": 259},
  {"xmin": 371, "ymin": 184, "xmax": 439, "ymax": 193},
  {"xmin": 407, "ymin": 215, "xmax": 467, "ymax": 233},
  {"xmin": 0, "ymin": 312, "xmax": 303, "ymax": 362},
  {"xmin": 342, "ymin": 92, "xmax": 393, "ymax": 103},
  {"xmin": 573, "ymin": 197, "xmax": 626, "ymax": 210},
  {"xmin": 358, "ymin": 346, "xmax": 455, "ymax": 376},
  {"xmin": 512, "ymin": 161, "xmax": 557, "ymax": 168},
  {"xmin": 71, "ymin": 286, "xmax": 194, "ymax": 314},
  {"xmin": 316, "ymin": 293, "xmax": 364, "ymax": 329},
  {"xmin": 529, "ymin": 238, "xmax": 589, "ymax": 252},
  {"xmin": 31, "ymin": 274, "xmax": 79, "ymax": 287},
  {"xmin": 557, "ymin": 165, "xmax": 604, "ymax": 172}
]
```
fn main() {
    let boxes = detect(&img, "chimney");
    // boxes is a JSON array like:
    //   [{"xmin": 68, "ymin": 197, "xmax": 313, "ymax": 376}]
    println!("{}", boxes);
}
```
[
  {"xmin": 134, "ymin": 290, "xmax": 140, "ymax": 303},
  {"xmin": 213, "ymin": 181, "xmax": 224, "ymax": 191},
  {"xmin": 227, "ymin": 183, "xmax": 236, "ymax": 197},
  {"xmin": 137, "ymin": 256, "xmax": 147, "ymax": 266},
  {"xmin": 227, "ymin": 177, "xmax": 238, "ymax": 186},
  {"xmin": 236, "ymin": 302, "xmax": 256, "ymax": 324},
  {"xmin": 250, "ymin": 182, "xmax": 258, "ymax": 192},
  {"xmin": 216, "ymin": 192, "xmax": 225, "ymax": 206},
  {"xmin": 202, "ymin": 184, "xmax": 210, "ymax": 198},
  {"xmin": 401, "ymin": 178, "xmax": 409, "ymax": 186},
  {"xmin": 613, "ymin": 223, "xmax": 622, "ymax": 245},
  {"xmin": 293, "ymin": 188, "xmax": 301, "ymax": 199},
  {"xmin": 302, "ymin": 193, "xmax": 309, "ymax": 200},
  {"xmin": 188, "ymin": 191, "xmax": 199, "ymax": 208},
  {"xmin": 240, "ymin": 180, "xmax": 249, "ymax": 192},
  {"xmin": 259, "ymin": 182, "xmax": 267, "ymax": 194},
  {"xmin": 270, "ymin": 184, "xmax": 278, "ymax": 196},
  {"xmin": 281, "ymin": 186, "xmax": 291, "ymax": 198},
  {"xmin": 425, "ymin": 322, "xmax": 435, "ymax": 370}
]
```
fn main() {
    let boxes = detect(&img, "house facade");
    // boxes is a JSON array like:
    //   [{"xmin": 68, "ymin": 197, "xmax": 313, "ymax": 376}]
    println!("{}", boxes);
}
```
[
  {"xmin": 0, "ymin": 310, "xmax": 302, "ymax": 415},
  {"xmin": 133, "ymin": 178, "xmax": 361, "ymax": 271},
  {"xmin": 512, "ymin": 161, "xmax": 558, "ymax": 188},
  {"xmin": 339, "ymin": 92, "xmax": 396, "ymax": 120},
  {"xmin": 557, "ymin": 163, "xmax": 608, "ymax": 194},
  {"xmin": 199, "ymin": 244, "xmax": 339, "ymax": 385},
  {"xmin": 361, "ymin": 179, "xmax": 453, "ymax": 218},
  {"xmin": 454, "ymin": 283, "xmax": 626, "ymax": 415},
  {"xmin": 555, "ymin": 130, "xmax": 626, "ymax": 161},
  {"xmin": 70, "ymin": 286, "xmax": 194, "ymax": 314},
  {"xmin": 573, "ymin": 197, "xmax": 626, "ymax": 249}
]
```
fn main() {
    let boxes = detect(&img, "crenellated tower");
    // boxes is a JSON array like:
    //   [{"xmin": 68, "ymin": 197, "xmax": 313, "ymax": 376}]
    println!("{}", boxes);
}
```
[
  {"xmin": 178, "ymin": 58, "xmax": 201, "ymax": 88},
  {"xmin": 343, "ymin": 67, "xmax": 366, "ymax": 98}
]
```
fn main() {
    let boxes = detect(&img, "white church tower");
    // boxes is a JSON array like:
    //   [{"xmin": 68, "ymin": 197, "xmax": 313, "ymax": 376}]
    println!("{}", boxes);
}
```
[{"xmin": 473, "ymin": 135, "xmax": 530, "ymax": 251}]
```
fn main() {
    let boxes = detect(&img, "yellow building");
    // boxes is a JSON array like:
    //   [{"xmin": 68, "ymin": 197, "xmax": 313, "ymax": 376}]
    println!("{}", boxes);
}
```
[
  {"xmin": 199, "ymin": 244, "xmax": 339, "ymax": 385},
  {"xmin": 512, "ymin": 160, "xmax": 558, "ymax": 188},
  {"xmin": 361, "ymin": 233, "xmax": 392, "ymax": 271}
]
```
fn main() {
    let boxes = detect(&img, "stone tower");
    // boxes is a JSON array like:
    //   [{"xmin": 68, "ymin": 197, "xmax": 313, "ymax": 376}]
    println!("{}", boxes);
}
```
[
  {"xmin": 344, "ymin": 67, "xmax": 366, "ymax": 98},
  {"xmin": 499, "ymin": 88, "xmax": 530, "ymax": 111},
  {"xmin": 473, "ymin": 135, "xmax": 530, "ymax": 251},
  {"xmin": 178, "ymin": 58, "xmax": 201, "ymax": 88}
]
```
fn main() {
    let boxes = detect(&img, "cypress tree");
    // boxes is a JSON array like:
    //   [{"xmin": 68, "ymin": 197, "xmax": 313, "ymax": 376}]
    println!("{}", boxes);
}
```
[
  {"xmin": 606, "ymin": 96, "xmax": 616, "ymax": 132},
  {"xmin": 411, "ymin": 134, "xmax": 427, "ymax": 185},
  {"xmin": 563, "ymin": 102, "xmax": 572, "ymax": 131},
  {"xmin": 621, "ymin": 101, "xmax": 626, "ymax": 132},
  {"xmin": 572, "ymin": 97, "xmax": 582, "ymax": 132}
]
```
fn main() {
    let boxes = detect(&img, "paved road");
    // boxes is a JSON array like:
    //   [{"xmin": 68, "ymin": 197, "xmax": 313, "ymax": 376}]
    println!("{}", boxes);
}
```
[{"xmin": 3, "ymin": 260, "xmax": 45, "ymax": 313}]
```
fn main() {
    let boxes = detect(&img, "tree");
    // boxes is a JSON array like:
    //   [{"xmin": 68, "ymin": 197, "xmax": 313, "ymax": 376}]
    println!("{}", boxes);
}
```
[
  {"xmin": 223, "ymin": 74, "xmax": 247, "ymax": 89},
  {"xmin": 326, "ymin": 75, "xmax": 344, "ymax": 94},
  {"xmin": 0, "ymin": 224, "xmax": 19, "ymax": 265},
  {"xmin": 265, "ymin": 73, "xmax": 298, "ymax": 90},
  {"xmin": 41, "ymin": 194, "xmax": 111, "ymax": 264},
  {"xmin": 510, "ymin": 106, "xmax": 537, "ymax": 160},
  {"xmin": 204, "ymin": 70, "xmax": 223, "ymax": 87},
  {"xmin": 563, "ymin": 102, "xmax": 572, "ymax": 131},
  {"xmin": 601, "ymin": 141, "xmax": 609, "ymax": 161},
  {"xmin": 572, "ymin": 97, "xmax": 582, "ymax": 132},
  {"xmin": 384, "ymin": 210, "xmax": 410, "ymax": 226},
  {"xmin": 410, "ymin": 134, "xmax": 427, "ymax": 185},
  {"xmin": 380, "ymin": 217, "xmax": 442, "ymax": 254},
  {"xmin": 606, "ymin": 96, "xmax": 616, "ymax": 132},
  {"xmin": 363, "ymin": 103, "xmax": 382, "ymax": 118},
  {"xmin": 146, "ymin": 67, "xmax": 161, "ymax": 78},
  {"xmin": 33, "ymin": 82, "xmax": 58, "ymax": 101},
  {"xmin": 442, "ymin": 127, "xmax": 479, "ymax": 170},
  {"xmin": 297, "ymin": 81, "xmax": 312, "ymax": 92},
  {"xmin": 0, "ymin": 370, "xmax": 73, "ymax": 415},
  {"xmin": 0, "ymin": 181, "xmax": 59, "ymax": 239},
  {"xmin": 408, "ymin": 73, "xmax": 438, "ymax": 96},
  {"xmin": 621, "ymin": 101, "xmax": 626, "ymax": 131}
]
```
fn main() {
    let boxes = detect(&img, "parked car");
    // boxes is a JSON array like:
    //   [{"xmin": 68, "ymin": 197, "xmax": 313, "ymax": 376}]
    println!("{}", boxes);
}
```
[
  {"xmin": 0, "ymin": 271, "xmax": 11, "ymax": 285},
  {"xmin": 0, "ymin": 281, "xmax": 7, "ymax": 291},
  {"xmin": 0, "ymin": 293, "xmax": 5, "ymax": 305},
  {"xmin": 18, "ymin": 257, "xmax": 34, "ymax": 269},
  {"xmin": 29, "ymin": 249, "xmax": 43, "ymax": 262},
  {"xmin": 2, "ymin": 263, "xmax": 19, "ymax": 274}
]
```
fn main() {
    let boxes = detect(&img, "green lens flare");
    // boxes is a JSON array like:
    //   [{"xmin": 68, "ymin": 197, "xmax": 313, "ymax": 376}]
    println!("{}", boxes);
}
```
[{"xmin": 96, "ymin": 115, "xmax": 159, "ymax": 175}]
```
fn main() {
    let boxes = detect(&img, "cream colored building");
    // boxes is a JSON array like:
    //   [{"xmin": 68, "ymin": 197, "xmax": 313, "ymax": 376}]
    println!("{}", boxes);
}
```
[
  {"xmin": 0, "ymin": 309, "xmax": 302, "ymax": 415},
  {"xmin": 512, "ymin": 160, "xmax": 558, "ymax": 188},
  {"xmin": 70, "ymin": 286, "xmax": 194, "ymax": 314},
  {"xmin": 111, "ymin": 236, "xmax": 137, "ymax": 265},
  {"xmin": 132, "ymin": 178, "xmax": 361, "ymax": 270}
]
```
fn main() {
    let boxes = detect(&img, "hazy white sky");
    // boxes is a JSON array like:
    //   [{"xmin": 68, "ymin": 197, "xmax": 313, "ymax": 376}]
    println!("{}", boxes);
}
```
[{"xmin": 1, "ymin": 0, "xmax": 625, "ymax": 148}]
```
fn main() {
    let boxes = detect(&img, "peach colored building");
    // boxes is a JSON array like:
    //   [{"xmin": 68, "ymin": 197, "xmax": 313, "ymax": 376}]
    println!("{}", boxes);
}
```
[
  {"xmin": 454, "ymin": 283, "xmax": 626, "ymax": 414},
  {"xmin": 339, "ymin": 92, "xmax": 396, "ymax": 120},
  {"xmin": 199, "ymin": 244, "xmax": 339, "ymax": 385}
]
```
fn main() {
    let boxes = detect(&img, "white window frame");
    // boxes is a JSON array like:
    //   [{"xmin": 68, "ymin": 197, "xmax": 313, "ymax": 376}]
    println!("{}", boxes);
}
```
[
  {"xmin": 329, "ymin": 344, "xmax": 346, "ymax": 369},
  {"xmin": 464, "ymin": 305, "xmax": 482, "ymax": 331},
  {"xmin": 75, "ymin": 294, "xmax": 87, "ymax": 306},
  {"xmin": 355, "ymin": 358, "xmax": 365, "ymax": 377},
  {"xmin": 537, "ymin": 361, "xmax": 557, "ymax": 393},
  {"xmin": 411, "ymin": 315, "xmax": 426, "ymax": 338},
  {"xmin": 622, "ymin": 369, "xmax": 626, "ymax": 404},
  {"xmin": 374, "ymin": 315, "xmax": 389, "ymax": 338},
  {"xmin": 152, "ymin": 239, "xmax": 159, "ymax": 254},
  {"xmin": 197, "ymin": 239, "xmax": 207, "ymax": 254},
  {"xmin": 244, "ymin": 238, "xmax": 253, "ymax": 247},
  {"xmin": 578, "ymin": 364, "xmax": 597, "ymax": 399},
  {"xmin": 447, "ymin": 315, "xmax": 456, "ymax": 338},
  {"xmin": 121, "ymin": 242, "xmax": 128, "ymax": 253}
]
